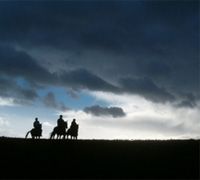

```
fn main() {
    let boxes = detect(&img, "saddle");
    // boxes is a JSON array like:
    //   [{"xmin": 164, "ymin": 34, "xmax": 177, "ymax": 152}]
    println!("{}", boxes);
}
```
[
  {"xmin": 34, "ymin": 125, "xmax": 42, "ymax": 136},
  {"xmin": 57, "ymin": 125, "xmax": 66, "ymax": 134}
]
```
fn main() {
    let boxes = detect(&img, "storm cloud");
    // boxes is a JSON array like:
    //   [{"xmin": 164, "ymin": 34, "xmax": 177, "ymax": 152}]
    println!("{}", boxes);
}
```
[
  {"xmin": 83, "ymin": 105, "xmax": 126, "ymax": 118},
  {"xmin": 0, "ymin": 45, "xmax": 56, "ymax": 86},
  {"xmin": 118, "ymin": 77, "xmax": 175, "ymax": 103},
  {"xmin": 0, "ymin": 76, "xmax": 39, "ymax": 102},
  {"xmin": 0, "ymin": 1, "xmax": 199, "ymax": 109},
  {"xmin": 42, "ymin": 92, "xmax": 70, "ymax": 111}
]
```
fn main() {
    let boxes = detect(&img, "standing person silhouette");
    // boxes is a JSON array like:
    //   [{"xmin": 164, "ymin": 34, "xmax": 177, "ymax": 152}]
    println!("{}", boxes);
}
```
[{"xmin": 33, "ymin": 118, "xmax": 40, "ymax": 129}]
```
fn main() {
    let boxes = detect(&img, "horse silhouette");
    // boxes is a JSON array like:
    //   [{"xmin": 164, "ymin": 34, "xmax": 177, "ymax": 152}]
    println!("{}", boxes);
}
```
[
  {"xmin": 66, "ymin": 124, "xmax": 79, "ymax": 139},
  {"xmin": 50, "ymin": 121, "xmax": 68, "ymax": 139},
  {"xmin": 25, "ymin": 124, "xmax": 42, "ymax": 139}
]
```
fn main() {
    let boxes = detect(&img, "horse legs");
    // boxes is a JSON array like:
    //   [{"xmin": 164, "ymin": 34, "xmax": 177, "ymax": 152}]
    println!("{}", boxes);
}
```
[
  {"xmin": 50, "ymin": 131, "xmax": 55, "ymax": 139},
  {"xmin": 31, "ymin": 131, "xmax": 35, "ymax": 139}
]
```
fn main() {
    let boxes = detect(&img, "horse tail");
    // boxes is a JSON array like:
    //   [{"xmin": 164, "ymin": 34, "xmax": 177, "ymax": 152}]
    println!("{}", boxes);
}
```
[{"xmin": 25, "ymin": 130, "xmax": 31, "ymax": 138}]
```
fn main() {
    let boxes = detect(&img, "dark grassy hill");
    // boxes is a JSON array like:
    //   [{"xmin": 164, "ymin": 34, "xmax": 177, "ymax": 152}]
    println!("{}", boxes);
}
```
[{"xmin": 0, "ymin": 137, "xmax": 199, "ymax": 179}]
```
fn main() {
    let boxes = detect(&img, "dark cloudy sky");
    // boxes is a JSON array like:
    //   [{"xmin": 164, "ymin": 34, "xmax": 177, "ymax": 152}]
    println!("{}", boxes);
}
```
[{"xmin": 0, "ymin": 1, "xmax": 199, "ymax": 139}]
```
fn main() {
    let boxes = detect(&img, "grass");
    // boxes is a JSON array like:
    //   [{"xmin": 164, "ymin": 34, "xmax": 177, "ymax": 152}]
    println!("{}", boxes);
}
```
[{"xmin": 0, "ymin": 137, "xmax": 199, "ymax": 179}]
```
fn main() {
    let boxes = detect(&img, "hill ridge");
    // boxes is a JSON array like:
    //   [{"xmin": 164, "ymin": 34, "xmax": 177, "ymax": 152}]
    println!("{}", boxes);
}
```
[{"xmin": 0, "ymin": 137, "xmax": 199, "ymax": 179}]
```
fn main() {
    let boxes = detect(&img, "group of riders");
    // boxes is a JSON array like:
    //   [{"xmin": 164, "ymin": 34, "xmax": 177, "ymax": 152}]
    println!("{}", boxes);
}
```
[{"xmin": 25, "ymin": 115, "xmax": 79, "ymax": 139}]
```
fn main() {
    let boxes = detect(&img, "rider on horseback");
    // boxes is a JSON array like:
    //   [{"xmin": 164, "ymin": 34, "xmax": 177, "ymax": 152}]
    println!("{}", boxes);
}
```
[
  {"xmin": 25, "ymin": 117, "xmax": 42, "ymax": 139},
  {"xmin": 33, "ymin": 117, "xmax": 42, "ymax": 136},
  {"xmin": 66, "ymin": 119, "xmax": 78, "ymax": 139},
  {"xmin": 70, "ymin": 119, "xmax": 77, "ymax": 130},
  {"xmin": 57, "ymin": 115, "xmax": 66, "ymax": 133},
  {"xmin": 33, "ymin": 118, "xmax": 40, "ymax": 129}
]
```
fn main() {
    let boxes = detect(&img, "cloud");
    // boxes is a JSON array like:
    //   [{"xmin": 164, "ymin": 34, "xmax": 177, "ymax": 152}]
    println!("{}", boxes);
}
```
[
  {"xmin": 0, "ymin": 1, "xmax": 198, "ymax": 109},
  {"xmin": 118, "ymin": 77, "xmax": 175, "ymax": 103},
  {"xmin": 62, "ymin": 97, "xmax": 200, "ymax": 139},
  {"xmin": 42, "ymin": 92, "xmax": 70, "ymax": 111},
  {"xmin": 0, "ymin": 45, "xmax": 118, "ymax": 92},
  {"xmin": 0, "ymin": 117, "xmax": 10, "ymax": 127},
  {"xmin": 0, "ymin": 45, "xmax": 52, "ymax": 82},
  {"xmin": 0, "ymin": 76, "xmax": 39, "ymax": 103},
  {"xmin": 0, "ymin": 97, "xmax": 14, "ymax": 106},
  {"xmin": 43, "ymin": 122, "xmax": 54, "ymax": 127},
  {"xmin": 60, "ymin": 69, "xmax": 119, "ymax": 93},
  {"xmin": 0, "ymin": 45, "xmax": 120, "ymax": 107},
  {"xmin": 83, "ymin": 105, "xmax": 126, "ymax": 118},
  {"xmin": 66, "ymin": 89, "xmax": 79, "ymax": 99},
  {"xmin": 0, "ymin": 1, "xmax": 198, "ymax": 52},
  {"xmin": 174, "ymin": 92, "xmax": 200, "ymax": 109},
  {"xmin": 176, "ymin": 101, "xmax": 196, "ymax": 109}
]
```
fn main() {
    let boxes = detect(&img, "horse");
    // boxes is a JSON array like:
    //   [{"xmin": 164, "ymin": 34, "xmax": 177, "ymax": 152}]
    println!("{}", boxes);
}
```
[
  {"xmin": 66, "ymin": 124, "xmax": 79, "ymax": 140},
  {"xmin": 50, "ymin": 121, "xmax": 68, "ymax": 139},
  {"xmin": 25, "ymin": 124, "xmax": 42, "ymax": 139}
]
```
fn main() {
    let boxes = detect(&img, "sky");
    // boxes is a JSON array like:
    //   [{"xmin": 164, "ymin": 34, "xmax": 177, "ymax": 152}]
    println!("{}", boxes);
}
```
[{"xmin": 0, "ymin": 1, "xmax": 199, "ymax": 140}]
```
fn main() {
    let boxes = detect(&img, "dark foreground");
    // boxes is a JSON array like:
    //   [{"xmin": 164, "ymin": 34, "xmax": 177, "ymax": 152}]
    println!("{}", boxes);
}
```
[{"xmin": 0, "ymin": 137, "xmax": 199, "ymax": 179}]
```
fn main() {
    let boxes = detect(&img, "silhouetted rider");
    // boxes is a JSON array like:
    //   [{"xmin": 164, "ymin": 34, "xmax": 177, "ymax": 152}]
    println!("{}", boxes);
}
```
[
  {"xmin": 57, "ymin": 115, "xmax": 65, "ymax": 127},
  {"xmin": 70, "ymin": 119, "xmax": 77, "ymax": 130},
  {"xmin": 33, "ymin": 118, "xmax": 40, "ymax": 129},
  {"xmin": 32, "ymin": 117, "xmax": 42, "ymax": 137},
  {"xmin": 57, "ymin": 115, "xmax": 66, "ymax": 134}
]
